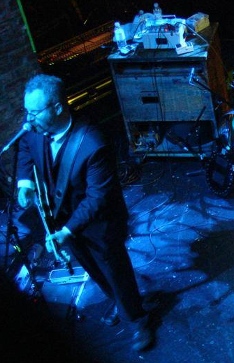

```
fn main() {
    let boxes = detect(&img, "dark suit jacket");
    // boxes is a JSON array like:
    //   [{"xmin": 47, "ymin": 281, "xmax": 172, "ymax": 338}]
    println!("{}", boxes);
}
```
[{"xmin": 17, "ymin": 119, "xmax": 128, "ymax": 244}]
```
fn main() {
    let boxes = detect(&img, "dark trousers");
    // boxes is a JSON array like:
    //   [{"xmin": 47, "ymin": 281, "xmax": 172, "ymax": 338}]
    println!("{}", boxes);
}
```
[{"xmin": 68, "ymin": 231, "xmax": 146, "ymax": 322}]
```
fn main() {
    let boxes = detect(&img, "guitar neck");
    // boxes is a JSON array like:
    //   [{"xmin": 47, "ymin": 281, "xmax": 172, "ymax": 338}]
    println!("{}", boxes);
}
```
[{"xmin": 33, "ymin": 165, "xmax": 73, "ymax": 271}]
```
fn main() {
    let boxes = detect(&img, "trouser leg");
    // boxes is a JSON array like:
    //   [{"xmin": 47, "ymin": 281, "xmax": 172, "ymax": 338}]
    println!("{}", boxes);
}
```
[
  {"xmin": 68, "ymin": 236, "xmax": 114, "ymax": 299},
  {"xmin": 69, "ymin": 232, "xmax": 147, "ymax": 322},
  {"xmin": 88, "ymin": 241, "xmax": 146, "ymax": 322}
]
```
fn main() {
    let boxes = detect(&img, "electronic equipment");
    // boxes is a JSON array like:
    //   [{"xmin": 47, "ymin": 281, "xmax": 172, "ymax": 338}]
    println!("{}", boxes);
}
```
[
  {"xmin": 119, "ymin": 44, "xmax": 137, "ymax": 56},
  {"xmin": 14, "ymin": 264, "xmax": 31, "ymax": 291},
  {"xmin": 186, "ymin": 13, "xmax": 210, "ymax": 33},
  {"xmin": 141, "ymin": 18, "xmax": 186, "ymax": 49},
  {"xmin": 175, "ymin": 41, "xmax": 194, "ymax": 55}
]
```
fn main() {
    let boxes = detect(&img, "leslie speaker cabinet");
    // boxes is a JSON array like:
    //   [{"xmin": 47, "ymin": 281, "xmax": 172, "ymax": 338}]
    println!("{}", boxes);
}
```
[{"xmin": 108, "ymin": 23, "xmax": 228, "ymax": 158}]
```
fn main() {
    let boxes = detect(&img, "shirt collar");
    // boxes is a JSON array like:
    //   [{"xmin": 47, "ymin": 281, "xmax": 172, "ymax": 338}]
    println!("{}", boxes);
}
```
[{"xmin": 45, "ymin": 118, "xmax": 72, "ymax": 142}]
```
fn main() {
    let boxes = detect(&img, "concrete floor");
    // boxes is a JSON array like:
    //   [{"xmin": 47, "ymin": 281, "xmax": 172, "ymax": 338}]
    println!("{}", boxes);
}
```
[{"xmin": 1, "ymin": 155, "xmax": 234, "ymax": 362}]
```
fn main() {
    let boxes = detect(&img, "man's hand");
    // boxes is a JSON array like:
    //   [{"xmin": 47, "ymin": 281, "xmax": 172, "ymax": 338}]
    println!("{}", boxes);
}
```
[
  {"xmin": 45, "ymin": 227, "xmax": 73, "ymax": 252},
  {"xmin": 18, "ymin": 187, "xmax": 35, "ymax": 209}
]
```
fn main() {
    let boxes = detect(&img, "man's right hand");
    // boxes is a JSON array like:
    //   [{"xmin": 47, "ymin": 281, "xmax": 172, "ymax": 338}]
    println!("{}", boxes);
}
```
[{"xmin": 18, "ymin": 187, "xmax": 35, "ymax": 209}]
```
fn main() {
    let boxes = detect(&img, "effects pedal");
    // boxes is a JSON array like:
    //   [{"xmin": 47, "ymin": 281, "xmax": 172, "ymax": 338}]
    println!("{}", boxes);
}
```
[{"xmin": 49, "ymin": 266, "xmax": 89, "ymax": 284}]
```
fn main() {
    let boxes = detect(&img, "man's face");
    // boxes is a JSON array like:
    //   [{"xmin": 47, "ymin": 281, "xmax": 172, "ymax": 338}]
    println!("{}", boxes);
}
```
[{"xmin": 24, "ymin": 89, "xmax": 57, "ymax": 134}]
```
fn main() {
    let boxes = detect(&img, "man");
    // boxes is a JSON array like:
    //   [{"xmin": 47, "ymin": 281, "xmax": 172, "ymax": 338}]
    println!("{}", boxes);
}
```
[{"xmin": 17, "ymin": 73, "xmax": 154, "ymax": 351}]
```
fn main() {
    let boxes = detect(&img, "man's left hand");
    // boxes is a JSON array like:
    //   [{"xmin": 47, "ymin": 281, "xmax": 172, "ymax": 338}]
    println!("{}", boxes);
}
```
[{"xmin": 46, "ymin": 227, "xmax": 73, "ymax": 247}]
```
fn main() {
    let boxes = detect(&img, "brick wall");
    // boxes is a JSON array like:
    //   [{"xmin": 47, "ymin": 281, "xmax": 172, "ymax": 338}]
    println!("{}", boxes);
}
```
[{"xmin": 0, "ymin": 1, "xmax": 40, "ymax": 197}]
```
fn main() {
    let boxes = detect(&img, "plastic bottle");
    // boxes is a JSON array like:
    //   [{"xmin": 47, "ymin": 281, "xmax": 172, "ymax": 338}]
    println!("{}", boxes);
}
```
[
  {"xmin": 133, "ymin": 10, "xmax": 145, "ymax": 25},
  {"xmin": 114, "ymin": 22, "xmax": 127, "ymax": 49},
  {"xmin": 153, "ymin": 3, "xmax": 162, "ymax": 20}
]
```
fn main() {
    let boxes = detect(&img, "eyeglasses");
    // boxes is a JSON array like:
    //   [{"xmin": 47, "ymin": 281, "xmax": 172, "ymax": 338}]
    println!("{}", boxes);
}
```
[{"xmin": 24, "ymin": 103, "xmax": 54, "ymax": 118}]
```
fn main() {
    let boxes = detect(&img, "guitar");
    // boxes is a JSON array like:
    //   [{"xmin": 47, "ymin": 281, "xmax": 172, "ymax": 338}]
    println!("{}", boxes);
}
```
[{"xmin": 33, "ymin": 165, "xmax": 74, "ymax": 275}]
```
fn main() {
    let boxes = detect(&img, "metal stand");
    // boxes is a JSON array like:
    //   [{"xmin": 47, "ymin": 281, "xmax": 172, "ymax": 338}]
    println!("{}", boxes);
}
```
[
  {"xmin": 0, "ymin": 142, "xmax": 42, "ymax": 297},
  {"xmin": 2, "ymin": 142, "xmax": 19, "ymax": 271}
]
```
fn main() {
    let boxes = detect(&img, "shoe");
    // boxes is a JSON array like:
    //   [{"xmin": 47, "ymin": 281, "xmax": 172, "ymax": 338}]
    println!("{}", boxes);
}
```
[
  {"xmin": 101, "ymin": 304, "xmax": 120, "ymax": 326},
  {"xmin": 132, "ymin": 325, "xmax": 154, "ymax": 351}
]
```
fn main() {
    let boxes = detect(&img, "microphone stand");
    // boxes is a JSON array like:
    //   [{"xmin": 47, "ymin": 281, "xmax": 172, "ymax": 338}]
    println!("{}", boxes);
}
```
[
  {"xmin": 165, "ymin": 106, "xmax": 207, "ymax": 161},
  {"xmin": 185, "ymin": 73, "xmax": 233, "ymax": 177},
  {"xmin": 3, "ymin": 141, "xmax": 19, "ymax": 271},
  {"xmin": 1, "ymin": 141, "xmax": 42, "ymax": 297},
  {"xmin": 191, "ymin": 74, "xmax": 232, "ymax": 108}
]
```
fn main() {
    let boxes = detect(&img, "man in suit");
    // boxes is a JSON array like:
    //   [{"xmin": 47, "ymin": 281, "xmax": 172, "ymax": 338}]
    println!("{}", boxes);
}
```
[{"xmin": 17, "ymin": 73, "xmax": 154, "ymax": 351}]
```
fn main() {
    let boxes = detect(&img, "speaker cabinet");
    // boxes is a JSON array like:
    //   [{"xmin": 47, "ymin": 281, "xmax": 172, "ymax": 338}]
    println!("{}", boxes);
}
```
[{"xmin": 108, "ymin": 23, "xmax": 227, "ymax": 157}]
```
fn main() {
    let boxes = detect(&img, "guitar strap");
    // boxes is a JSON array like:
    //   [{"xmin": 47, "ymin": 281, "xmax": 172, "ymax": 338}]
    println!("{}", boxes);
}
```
[{"xmin": 53, "ymin": 120, "xmax": 90, "ymax": 219}]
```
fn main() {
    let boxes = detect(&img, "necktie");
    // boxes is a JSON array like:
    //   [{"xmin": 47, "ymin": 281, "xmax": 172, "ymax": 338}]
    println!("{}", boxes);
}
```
[{"xmin": 44, "ymin": 135, "xmax": 55, "ymax": 198}]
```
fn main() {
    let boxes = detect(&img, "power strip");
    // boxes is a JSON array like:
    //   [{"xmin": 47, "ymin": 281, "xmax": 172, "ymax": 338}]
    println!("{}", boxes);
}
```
[{"xmin": 175, "ymin": 42, "xmax": 194, "ymax": 55}]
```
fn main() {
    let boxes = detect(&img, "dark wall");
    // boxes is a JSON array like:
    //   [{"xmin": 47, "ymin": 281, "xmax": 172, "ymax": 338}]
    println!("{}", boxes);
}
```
[
  {"xmin": 157, "ymin": 0, "xmax": 233, "ymax": 39},
  {"xmin": 0, "ymin": 1, "xmax": 40, "ymax": 196}
]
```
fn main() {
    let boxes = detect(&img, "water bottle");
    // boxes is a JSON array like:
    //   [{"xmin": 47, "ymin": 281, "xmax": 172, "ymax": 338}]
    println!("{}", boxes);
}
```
[
  {"xmin": 153, "ymin": 3, "xmax": 162, "ymax": 19},
  {"xmin": 133, "ymin": 10, "xmax": 145, "ymax": 25},
  {"xmin": 114, "ymin": 22, "xmax": 127, "ymax": 49}
]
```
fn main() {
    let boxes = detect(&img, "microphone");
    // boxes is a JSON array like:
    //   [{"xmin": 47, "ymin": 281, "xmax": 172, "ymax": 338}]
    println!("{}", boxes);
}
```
[
  {"xmin": 189, "ymin": 67, "xmax": 195, "ymax": 85},
  {"xmin": 1, "ymin": 122, "xmax": 32, "ymax": 154}
]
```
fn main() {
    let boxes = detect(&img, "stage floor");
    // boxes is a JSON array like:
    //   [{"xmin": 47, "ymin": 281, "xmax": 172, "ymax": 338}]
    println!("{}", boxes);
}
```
[{"xmin": 1, "ymin": 157, "xmax": 234, "ymax": 363}]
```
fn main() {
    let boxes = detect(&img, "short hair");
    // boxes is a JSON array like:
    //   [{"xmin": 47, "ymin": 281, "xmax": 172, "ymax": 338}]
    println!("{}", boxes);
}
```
[{"xmin": 24, "ymin": 74, "xmax": 67, "ymax": 106}]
